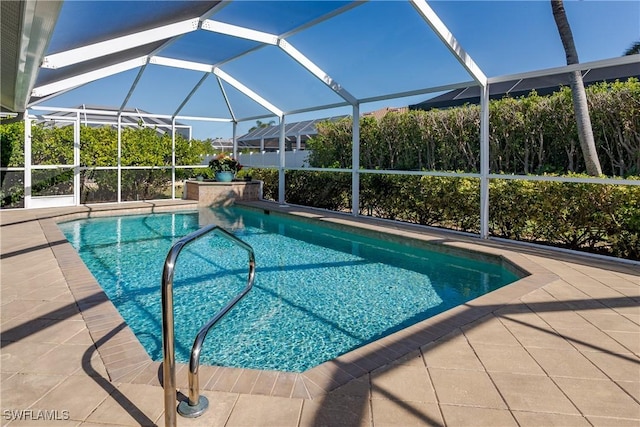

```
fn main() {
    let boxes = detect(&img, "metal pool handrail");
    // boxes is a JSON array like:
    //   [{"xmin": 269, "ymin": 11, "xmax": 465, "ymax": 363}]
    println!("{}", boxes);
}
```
[{"xmin": 162, "ymin": 224, "xmax": 255, "ymax": 427}]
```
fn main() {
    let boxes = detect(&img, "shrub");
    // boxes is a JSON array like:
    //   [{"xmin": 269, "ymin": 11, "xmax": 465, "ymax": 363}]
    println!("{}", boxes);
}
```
[
  {"xmin": 254, "ymin": 169, "xmax": 639, "ymax": 260},
  {"xmin": 285, "ymin": 170, "xmax": 351, "ymax": 211}
]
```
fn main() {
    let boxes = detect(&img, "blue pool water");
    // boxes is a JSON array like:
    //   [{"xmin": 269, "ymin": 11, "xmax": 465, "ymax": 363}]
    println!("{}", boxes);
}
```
[{"xmin": 59, "ymin": 207, "xmax": 520, "ymax": 372}]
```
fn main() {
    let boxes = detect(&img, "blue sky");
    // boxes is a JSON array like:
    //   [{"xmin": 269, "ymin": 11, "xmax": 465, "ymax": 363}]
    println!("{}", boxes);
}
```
[{"xmin": 39, "ymin": 0, "xmax": 640, "ymax": 140}]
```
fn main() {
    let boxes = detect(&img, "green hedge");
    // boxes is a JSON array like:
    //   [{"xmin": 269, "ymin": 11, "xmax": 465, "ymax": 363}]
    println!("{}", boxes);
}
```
[
  {"xmin": 307, "ymin": 79, "xmax": 640, "ymax": 177},
  {"xmin": 292, "ymin": 79, "xmax": 640, "ymax": 260},
  {"xmin": 490, "ymin": 175, "xmax": 640, "ymax": 259},
  {"xmin": 249, "ymin": 169, "xmax": 639, "ymax": 260}
]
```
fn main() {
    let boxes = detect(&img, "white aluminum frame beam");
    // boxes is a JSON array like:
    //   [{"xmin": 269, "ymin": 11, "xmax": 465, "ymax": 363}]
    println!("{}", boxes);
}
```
[
  {"xmin": 409, "ymin": 0, "xmax": 487, "ymax": 86},
  {"xmin": 280, "ymin": 1, "xmax": 367, "ymax": 39},
  {"xmin": 278, "ymin": 39, "xmax": 357, "ymax": 105},
  {"xmin": 358, "ymin": 80, "xmax": 477, "ymax": 104},
  {"xmin": 479, "ymin": 84, "xmax": 490, "ymax": 239},
  {"xmin": 213, "ymin": 67, "xmax": 283, "ymax": 117},
  {"xmin": 217, "ymin": 76, "xmax": 237, "ymax": 122},
  {"xmin": 201, "ymin": 20, "xmax": 279, "ymax": 45},
  {"xmin": 202, "ymin": 19, "xmax": 357, "ymax": 106},
  {"xmin": 201, "ymin": 2, "xmax": 365, "ymax": 69},
  {"xmin": 488, "ymin": 55, "xmax": 640, "ymax": 84},
  {"xmin": 278, "ymin": 115, "xmax": 286, "ymax": 205},
  {"xmin": 174, "ymin": 116, "xmax": 232, "ymax": 123},
  {"xmin": 119, "ymin": 64, "xmax": 148, "ymax": 113},
  {"xmin": 31, "ymin": 56, "xmax": 148, "ymax": 97},
  {"xmin": 31, "ymin": 2, "xmax": 364, "ymax": 118},
  {"xmin": 171, "ymin": 118, "xmax": 176, "ymax": 199},
  {"xmin": 114, "ymin": 2, "xmax": 227, "ymax": 113},
  {"xmin": 24, "ymin": 115, "xmax": 32, "ymax": 207},
  {"xmin": 173, "ymin": 73, "xmax": 210, "ymax": 118},
  {"xmin": 74, "ymin": 112, "xmax": 81, "ymax": 205},
  {"xmin": 351, "ymin": 103, "xmax": 360, "ymax": 216},
  {"xmin": 30, "ymin": 104, "xmax": 233, "ymax": 123},
  {"xmin": 150, "ymin": 56, "xmax": 214, "ymax": 73},
  {"xmin": 41, "ymin": 18, "xmax": 200, "ymax": 69},
  {"xmin": 141, "ymin": 55, "xmax": 283, "ymax": 119},
  {"xmin": 410, "ymin": 0, "xmax": 490, "ymax": 238}
]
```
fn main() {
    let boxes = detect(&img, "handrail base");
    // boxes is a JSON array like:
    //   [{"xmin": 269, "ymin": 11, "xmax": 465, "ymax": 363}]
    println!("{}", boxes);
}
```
[{"xmin": 177, "ymin": 396, "xmax": 209, "ymax": 418}]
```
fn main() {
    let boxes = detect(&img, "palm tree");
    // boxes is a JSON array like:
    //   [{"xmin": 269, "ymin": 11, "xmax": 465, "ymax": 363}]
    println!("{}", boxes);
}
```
[
  {"xmin": 248, "ymin": 119, "xmax": 276, "ymax": 132},
  {"xmin": 624, "ymin": 41, "xmax": 640, "ymax": 56},
  {"xmin": 551, "ymin": 0, "xmax": 602, "ymax": 176}
]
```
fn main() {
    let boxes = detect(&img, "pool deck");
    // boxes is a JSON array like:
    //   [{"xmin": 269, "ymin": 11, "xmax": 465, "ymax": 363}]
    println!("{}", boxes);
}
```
[{"xmin": 1, "ymin": 200, "xmax": 639, "ymax": 426}]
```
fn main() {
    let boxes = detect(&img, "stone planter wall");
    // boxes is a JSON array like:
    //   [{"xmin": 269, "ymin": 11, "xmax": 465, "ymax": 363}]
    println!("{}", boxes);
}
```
[{"xmin": 185, "ymin": 180, "xmax": 262, "ymax": 206}]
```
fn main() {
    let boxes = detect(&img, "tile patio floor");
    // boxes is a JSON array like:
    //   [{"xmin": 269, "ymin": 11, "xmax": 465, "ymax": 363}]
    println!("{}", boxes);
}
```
[{"xmin": 1, "ymin": 200, "xmax": 639, "ymax": 426}]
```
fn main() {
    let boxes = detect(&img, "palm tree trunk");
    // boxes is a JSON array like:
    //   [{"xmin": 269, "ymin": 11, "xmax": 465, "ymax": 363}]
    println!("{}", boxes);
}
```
[{"xmin": 551, "ymin": 0, "xmax": 602, "ymax": 176}]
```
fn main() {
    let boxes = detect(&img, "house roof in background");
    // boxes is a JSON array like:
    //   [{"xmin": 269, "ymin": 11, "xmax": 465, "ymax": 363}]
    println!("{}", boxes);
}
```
[
  {"xmin": 237, "ymin": 116, "xmax": 347, "ymax": 142},
  {"xmin": 409, "ymin": 62, "xmax": 640, "ymax": 110},
  {"xmin": 37, "ymin": 105, "xmax": 189, "ymax": 128}
]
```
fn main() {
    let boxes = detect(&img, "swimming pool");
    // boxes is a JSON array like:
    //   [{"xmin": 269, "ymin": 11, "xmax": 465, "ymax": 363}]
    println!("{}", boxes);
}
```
[{"xmin": 59, "ymin": 206, "xmax": 520, "ymax": 372}]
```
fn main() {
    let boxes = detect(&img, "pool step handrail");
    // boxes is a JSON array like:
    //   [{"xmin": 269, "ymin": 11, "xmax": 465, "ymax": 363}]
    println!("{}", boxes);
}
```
[{"xmin": 161, "ymin": 224, "xmax": 255, "ymax": 427}]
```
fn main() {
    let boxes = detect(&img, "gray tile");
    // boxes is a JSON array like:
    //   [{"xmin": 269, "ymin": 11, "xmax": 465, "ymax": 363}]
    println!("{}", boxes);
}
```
[
  {"xmin": 0, "ymin": 373, "xmax": 66, "ymax": 409},
  {"xmin": 422, "ymin": 331, "xmax": 484, "ymax": 371},
  {"xmin": 29, "ymin": 375, "xmax": 112, "ymax": 422},
  {"xmin": 225, "ymin": 394, "xmax": 302, "ymax": 427},
  {"xmin": 428, "ymin": 368, "xmax": 506, "ymax": 409},
  {"xmin": 553, "ymin": 377, "xmax": 640, "ymax": 419},
  {"xmin": 371, "ymin": 365, "xmax": 436, "ymax": 403},
  {"xmin": 513, "ymin": 411, "xmax": 591, "ymax": 426},
  {"xmin": 85, "ymin": 383, "xmax": 163, "ymax": 426},
  {"xmin": 489, "ymin": 372, "xmax": 579, "ymax": 414},
  {"xmin": 371, "ymin": 399, "xmax": 442, "ymax": 427},
  {"xmin": 527, "ymin": 347, "xmax": 607, "ymax": 379},
  {"xmin": 471, "ymin": 343, "xmax": 545, "ymax": 375},
  {"xmin": 582, "ymin": 351, "xmax": 640, "ymax": 382},
  {"xmin": 300, "ymin": 395, "xmax": 370, "ymax": 427},
  {"xmin": 441, "ymin": 405, "xmax": 517, "ymax": 427}
]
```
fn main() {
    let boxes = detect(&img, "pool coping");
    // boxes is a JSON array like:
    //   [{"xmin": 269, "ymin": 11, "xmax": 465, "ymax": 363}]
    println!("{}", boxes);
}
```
[{"xmin": 37, "ymin": 199, "xmax": 564, "ymax": 400}]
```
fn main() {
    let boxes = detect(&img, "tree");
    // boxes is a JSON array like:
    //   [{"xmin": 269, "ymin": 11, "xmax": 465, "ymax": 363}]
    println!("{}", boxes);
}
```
[
  {"xmin": 624, "ymin": 40, "xmax": 640, "ymax": 56},
  {"xmin": 551, "ymin": 0, "xmax": 602, "ymax": 176},
  {"xmin": 248, "ymin": 120, "xmax": 275, "ymax": 132}
]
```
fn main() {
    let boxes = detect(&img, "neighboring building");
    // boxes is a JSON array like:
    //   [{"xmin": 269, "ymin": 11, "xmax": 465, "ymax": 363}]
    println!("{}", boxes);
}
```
[
  {"xmin": 236, "ymin": 109, "xmax": 418, "ymax": 152},
  {"xmin": 409, "ymin": 62, "xmax": 640, "ymax": 111},
  {"xmin": 35, "ymin": 105, "xmax": 192, "ymax": 140},
  {"xmin": 236, "ymin": 116, "xmax": 347, "ymax": 152},
  {"xmin": 209, "ymin": 137, "xmax": 234, "ymax": 151}
]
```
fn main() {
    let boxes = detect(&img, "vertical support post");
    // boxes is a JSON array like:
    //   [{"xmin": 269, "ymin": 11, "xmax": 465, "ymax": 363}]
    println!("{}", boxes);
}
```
[
  {"xmin": 232, "ymin": 121, "xmax": 238, "ymax": 158},
  {"xmin": 479, "ymin": 83, "xmax": 490, "ymax": 239},
  {"xmin": 24, "ymin": 113, "xmax": 32, "ymax": 209},
  {"xmin": 117, "ymin": 116, "xmax": 122, "ymax": 203},
  {"xmin": 278, "ymin": 115, "xmax": 286, "ymax": 205},
  {"xmin": 171, "ymin": 118, "xmax": 176, "ymax": 200},
  {"xmin": 351, "ymin": 104, "xmax": 360, "ymax": 217},
  {"xmin": 74, "ymin": 112, "xmax": 81, "ymax": 205}
]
